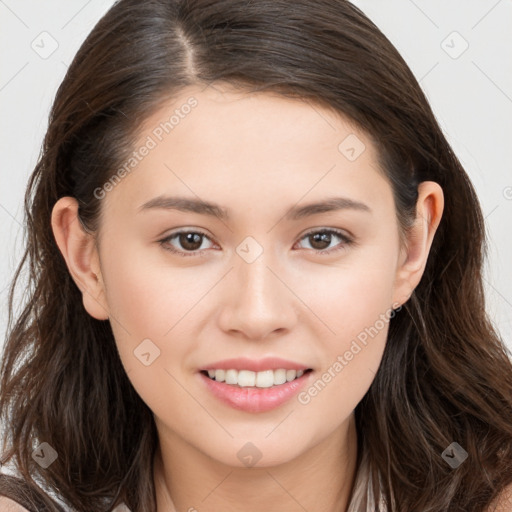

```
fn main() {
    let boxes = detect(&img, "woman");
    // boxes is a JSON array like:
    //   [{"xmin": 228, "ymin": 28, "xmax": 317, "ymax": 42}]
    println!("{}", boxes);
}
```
[{"xmin": 1, "ymin": 0, "xmax": 511, "ymax": 510}]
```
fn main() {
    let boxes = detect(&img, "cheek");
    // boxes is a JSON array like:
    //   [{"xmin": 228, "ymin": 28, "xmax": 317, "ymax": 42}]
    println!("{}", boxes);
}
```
[
  {"xmin": 292, "ymin": 246, "xmax": 397, "ymax": 408},
  {"xmin": 98, "ymin": 240, "xmax": 210, "ymax": 382},
  {"xmin": 100, "ymin": 239, "xmax": 214, "ymax": 339},
  {"xmin": 291, "ymin": 240, "xmax": 398, "ymax": 344},
  {"xmin": 99, "ymin": 249, "xmax": 204, "ymax": 417},
  {"xmin": 294, "ymin": 304, "xmax": 391, "ymax": 436}
]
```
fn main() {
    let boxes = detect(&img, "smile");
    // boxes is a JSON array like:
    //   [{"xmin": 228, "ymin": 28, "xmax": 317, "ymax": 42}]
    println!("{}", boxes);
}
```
[
  {"xmin": 201, "ymin": 368, "xmax": 312, "ymax": 388},
  {"xmin": 198, "ymin": 357, "xmax": 314, "ymax": 412}
]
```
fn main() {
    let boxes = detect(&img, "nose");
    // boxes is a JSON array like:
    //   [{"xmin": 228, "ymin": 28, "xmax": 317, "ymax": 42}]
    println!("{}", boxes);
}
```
[{"xmin": 217, "ymin": 251, "xmax": 297, "ymax": 341}]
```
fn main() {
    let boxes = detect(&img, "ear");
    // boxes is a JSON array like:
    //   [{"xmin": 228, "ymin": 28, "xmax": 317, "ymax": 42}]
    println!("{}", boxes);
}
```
[
  {"xmin": 392, "ymin": 181, "xmax": 444, "ymax": 307},
  {"xmin": 51, "ymin": 197, "xmax": 109, "ymax": 320}
]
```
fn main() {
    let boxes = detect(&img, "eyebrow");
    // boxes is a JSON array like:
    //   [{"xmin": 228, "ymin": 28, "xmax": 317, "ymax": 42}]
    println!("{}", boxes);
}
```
[{"xmin": 138, "ymin": 195, "xmax": 371, "ymax": 221}]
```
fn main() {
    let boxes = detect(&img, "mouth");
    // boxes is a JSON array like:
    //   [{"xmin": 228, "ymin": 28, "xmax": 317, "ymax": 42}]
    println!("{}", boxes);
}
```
[
  {"xmin": 198, "ymin": 359, "xmax": 314, "ymax": 413},
  {"xmin": 199, "ymin": 368, "xmax": 313, "ymax": 388}
]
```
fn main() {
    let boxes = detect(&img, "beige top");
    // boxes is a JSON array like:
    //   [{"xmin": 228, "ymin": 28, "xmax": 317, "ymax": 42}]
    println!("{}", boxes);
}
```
[
  {"xmin": 1, "ymin": 470, "xmax": 511, "ymax": 511},
  {"xmin": 0, "ymin": 454, "xmax": 380, "ymax": 512},
  {"xmin": 1, "ymin": 445, "xmax": 511, "ymax": 511},
  {"xmin": 0, "ymin": 496, "xmax": 130, "ymax": 512}
]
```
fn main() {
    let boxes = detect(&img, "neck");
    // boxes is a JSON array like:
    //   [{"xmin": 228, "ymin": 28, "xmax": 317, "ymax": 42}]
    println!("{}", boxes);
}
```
[{"xmin": 153, "ymin": 414, "xmax": 359, "ymax": 512}]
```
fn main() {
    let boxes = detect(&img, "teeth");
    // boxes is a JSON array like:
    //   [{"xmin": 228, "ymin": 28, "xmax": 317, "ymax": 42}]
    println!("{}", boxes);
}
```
[
  {"xmin": 225, "ymin": 369, "xmax": 238, "ymax": 385},
  {"xmin": 205, "ymin": 368, "xmax": 307, "ymax": 387},
  {"xmin": 286, "ymin": 369, "xmax": 296, "ymax": 382},
  {"xmin": 256, "ymin": 370, "xmax": 274, "ymax": 388},
  {"xmin": 238, "ymin": 370, "xmax": 256, "ymax": 387},
  {"xmin": 274, "ymin": 369, "xmax": 287, "ymax": 385}
]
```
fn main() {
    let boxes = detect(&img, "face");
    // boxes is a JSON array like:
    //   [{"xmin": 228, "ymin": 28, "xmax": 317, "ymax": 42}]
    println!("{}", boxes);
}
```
[{"xmin": 56, "ymin": 82, "xmax": 438, "ymax": 469}]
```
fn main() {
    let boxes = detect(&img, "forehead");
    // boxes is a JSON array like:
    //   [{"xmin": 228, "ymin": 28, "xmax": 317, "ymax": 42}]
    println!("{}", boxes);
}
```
[
  {"xmin": 140, "ymin": 82, "xmax": 369, "ymax": 155},
  {"xmin": 101, "ymin": 82, "xmax": 392, "ymax": 221}
]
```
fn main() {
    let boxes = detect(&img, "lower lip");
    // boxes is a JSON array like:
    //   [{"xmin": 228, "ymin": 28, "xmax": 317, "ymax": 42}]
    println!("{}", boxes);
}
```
[{"xmin": 199, "ymin": 371, "xmax": 313, "ymax": 413}]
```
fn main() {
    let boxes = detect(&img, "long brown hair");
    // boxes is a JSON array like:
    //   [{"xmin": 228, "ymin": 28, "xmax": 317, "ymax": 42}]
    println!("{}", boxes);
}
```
[{"xmin": 1, "ymin": 1, "xmax": 511, "ymax": 510}]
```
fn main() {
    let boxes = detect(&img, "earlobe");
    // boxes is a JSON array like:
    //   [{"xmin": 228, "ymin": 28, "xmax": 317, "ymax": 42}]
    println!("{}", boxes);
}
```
[
  {"xmin": 393, "ymin": 181, "xmax": 444, "ymax": 306},
  {"xmin": 51, "ymin": 197, "xmax": 109, "ymax": 320}
]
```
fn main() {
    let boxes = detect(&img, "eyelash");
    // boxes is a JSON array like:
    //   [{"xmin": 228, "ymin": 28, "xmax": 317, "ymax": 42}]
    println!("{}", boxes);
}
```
[{"xmin": 158, "ymin": 228, "xmax": 354, "ymax": 257}]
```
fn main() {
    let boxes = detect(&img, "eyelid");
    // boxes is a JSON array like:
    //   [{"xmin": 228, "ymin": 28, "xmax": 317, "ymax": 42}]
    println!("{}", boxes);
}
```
[{"xmin": 299, "ymin": 226, "xmax": 353, "ymax": 243}]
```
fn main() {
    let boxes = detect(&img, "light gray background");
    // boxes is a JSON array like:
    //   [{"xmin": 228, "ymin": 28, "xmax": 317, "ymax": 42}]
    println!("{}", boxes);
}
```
[{"xmin": 1, "ymin": 1, "xmax": 511, "ymax": 352}]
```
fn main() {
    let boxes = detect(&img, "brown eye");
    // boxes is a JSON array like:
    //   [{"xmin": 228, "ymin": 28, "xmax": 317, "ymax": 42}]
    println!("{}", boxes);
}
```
[
  {"xmin": 308, "ymin": 232, "xmax": 333, "ymax": 250},
  {"xmin": 296, "ymin": 229, "xmax": 353, "ymax": 254},
  {"xmin": 159, "ymin": 230, "xmax": 215, "ymax": 257},
  {"xmin": 177, "ymin": 232, "xmax": 203, "ymax": 251}
]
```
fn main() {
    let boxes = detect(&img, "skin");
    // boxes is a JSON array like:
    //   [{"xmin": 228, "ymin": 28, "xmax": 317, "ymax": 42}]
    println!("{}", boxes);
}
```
[{"xmin": 51, "ymin": 82, "xmax": 444, "ymax": 512}]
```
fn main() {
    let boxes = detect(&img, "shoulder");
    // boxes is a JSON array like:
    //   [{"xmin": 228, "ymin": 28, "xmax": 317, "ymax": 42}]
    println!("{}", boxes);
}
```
[
  {"xmin": 0, "ymin": 496, "xmax": 31, "ymax": 511},
  {"xmin": 488, "ymin": 482, "xmax": 512, "ymax": 512}
]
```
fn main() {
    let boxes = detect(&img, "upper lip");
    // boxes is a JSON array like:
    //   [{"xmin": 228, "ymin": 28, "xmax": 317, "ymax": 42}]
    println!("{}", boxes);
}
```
[{"xmin": 200, "ymin": 357, "xmax": 311, "ymax": 372}]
